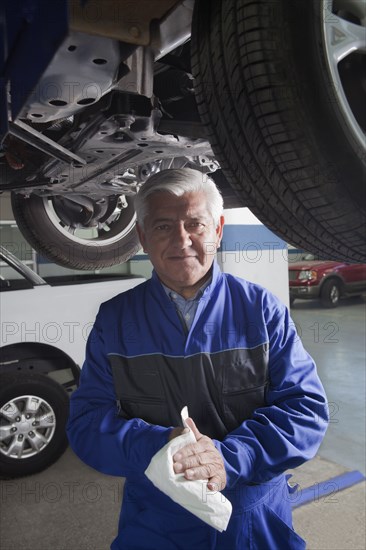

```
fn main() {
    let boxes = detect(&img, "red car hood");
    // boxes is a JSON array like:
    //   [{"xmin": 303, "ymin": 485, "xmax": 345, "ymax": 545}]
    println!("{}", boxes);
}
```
[{"xmin": 289, "ymin": 260, "xmax": 340, "ymax": 271}]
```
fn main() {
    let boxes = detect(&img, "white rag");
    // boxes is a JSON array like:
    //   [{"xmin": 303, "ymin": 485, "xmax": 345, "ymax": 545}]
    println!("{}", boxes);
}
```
[{"xmin": 144, "ymin": 407, "xmax": 232, "ymax": 532}]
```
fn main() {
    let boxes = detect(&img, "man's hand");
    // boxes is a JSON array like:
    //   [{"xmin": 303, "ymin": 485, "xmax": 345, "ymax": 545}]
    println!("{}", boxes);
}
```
[{"xmin": 172, "ymin": 418, "xmax": 227, "ymax": 491}]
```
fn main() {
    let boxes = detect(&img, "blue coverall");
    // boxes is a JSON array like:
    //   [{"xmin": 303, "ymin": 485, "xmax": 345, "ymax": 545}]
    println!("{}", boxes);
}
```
[{"xmin": 67, "ymin": 262, "xmax": 328, "ymax": 549}]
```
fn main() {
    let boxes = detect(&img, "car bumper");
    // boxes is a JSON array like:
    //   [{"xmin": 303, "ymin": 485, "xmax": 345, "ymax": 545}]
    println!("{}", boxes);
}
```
[{"xmin": 289, "ymin": 284, "xmax": 320, "ymax": 299}]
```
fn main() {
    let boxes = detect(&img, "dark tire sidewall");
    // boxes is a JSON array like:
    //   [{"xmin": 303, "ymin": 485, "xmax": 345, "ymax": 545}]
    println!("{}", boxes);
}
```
[
  {"xmin": 320, "ymin": 279, "xmax": 341, "ymax": 307},
  {"xmin": 11, "ymin": 193, "xmax": 140, "ymax": 270},
  {"xmin": 284, "ymin": 0, "xmax": 365, "ymax": 203}
]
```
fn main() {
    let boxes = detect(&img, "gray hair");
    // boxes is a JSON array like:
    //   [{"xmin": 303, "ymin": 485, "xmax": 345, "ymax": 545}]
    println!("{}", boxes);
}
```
[{"xmin": 134, "ymin": 168, "xmax": 224, "ymax": 228}]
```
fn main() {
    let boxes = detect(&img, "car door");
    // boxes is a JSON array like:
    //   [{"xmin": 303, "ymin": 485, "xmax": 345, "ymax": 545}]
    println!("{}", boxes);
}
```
[{"xmin": 338, "ymin": 263, "xmax": 366, "ymax": 293}]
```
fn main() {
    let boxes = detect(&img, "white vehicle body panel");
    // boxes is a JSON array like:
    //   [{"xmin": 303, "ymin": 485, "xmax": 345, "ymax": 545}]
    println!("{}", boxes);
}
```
[{"xmin": 1, "ymin": 278, "xmax": 145, "ymax": 367}]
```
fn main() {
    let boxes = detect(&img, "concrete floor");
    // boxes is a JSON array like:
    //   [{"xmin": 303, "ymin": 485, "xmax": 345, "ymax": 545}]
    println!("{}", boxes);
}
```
[
  {"xmin": 291, "ymin": 295, "xmax": 366, "ymax": 475},
  {"xmin": 1, "ymin": 447, "xmax": 365, "ymax": 550},
  {"xmin": 1, "ymin": 296, "xmax": 365, "ymax": 549}
]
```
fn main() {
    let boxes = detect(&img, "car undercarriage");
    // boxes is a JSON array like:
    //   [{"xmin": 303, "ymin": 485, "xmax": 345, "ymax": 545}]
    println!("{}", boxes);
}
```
[{"xmin": 1, "ymin": 0, "xmax": 365, "ymax": 268}]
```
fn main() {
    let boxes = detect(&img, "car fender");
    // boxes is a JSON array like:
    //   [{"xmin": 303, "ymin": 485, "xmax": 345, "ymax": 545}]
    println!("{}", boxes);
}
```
[
  {"xmin": 318, "ymin": 273, "xmax": 346, "ymax": 295},
  {"xmin": 0, "ymin": 341, "xmax": 80, "ymax": 387}
]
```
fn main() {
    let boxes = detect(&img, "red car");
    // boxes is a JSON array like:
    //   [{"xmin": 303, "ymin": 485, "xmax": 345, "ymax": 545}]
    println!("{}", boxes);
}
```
[{"xmin": 289, "ymin": 254, "xmax": 366, "ymax": 308}]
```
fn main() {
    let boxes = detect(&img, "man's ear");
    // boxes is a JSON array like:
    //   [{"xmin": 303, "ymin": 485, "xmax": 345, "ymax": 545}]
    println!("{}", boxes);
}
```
[
  {"xmin": 215, "ymin": 215, "xmax": 225, "ymax": 248},
  {"xmin": 136, "ymin": 222, "xmax": 147, "ymax": 252}
]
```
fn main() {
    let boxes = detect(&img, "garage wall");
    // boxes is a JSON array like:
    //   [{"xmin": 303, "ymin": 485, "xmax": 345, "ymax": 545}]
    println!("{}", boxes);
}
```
[
  {"xmin": 218, "ymin": 208, "xmax": 289, "ymax": 307},
  {"xmin": 0, "ymin": 192, "xmax": 12, "ymax": 220}
]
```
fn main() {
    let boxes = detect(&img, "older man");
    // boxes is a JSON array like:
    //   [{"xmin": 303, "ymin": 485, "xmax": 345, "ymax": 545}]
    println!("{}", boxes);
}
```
[{"xmin": 67, "ymin": 168, "xmax": 328, "ymax": 549}]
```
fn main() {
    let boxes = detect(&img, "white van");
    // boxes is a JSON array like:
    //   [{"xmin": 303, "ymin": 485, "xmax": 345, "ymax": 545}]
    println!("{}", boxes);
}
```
[{"xmin": 0, "ymin": 246, "xmax": 145, "ymax": 477}]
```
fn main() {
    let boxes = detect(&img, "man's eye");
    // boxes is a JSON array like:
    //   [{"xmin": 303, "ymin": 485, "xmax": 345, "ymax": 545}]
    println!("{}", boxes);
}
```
[
  {"xmin": 187, "ymin": 222, "xmax": 205, "ymax": 231},
  {"xmin": 156, "ymin": 224, "xmax": 171, "ymax": 231}
]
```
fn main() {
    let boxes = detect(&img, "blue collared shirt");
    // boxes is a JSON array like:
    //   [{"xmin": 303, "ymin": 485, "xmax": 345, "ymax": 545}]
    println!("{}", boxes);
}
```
[{"xmin": 161, "ymin": 278, "xmax": 211, "ymax": 331}]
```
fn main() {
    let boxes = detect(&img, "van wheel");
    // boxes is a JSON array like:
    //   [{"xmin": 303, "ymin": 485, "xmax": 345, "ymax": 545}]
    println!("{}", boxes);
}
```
[
  {"xmin": 0, "ymin": 373, "xmax": 69, "ymax": 478},
  {"xmin": 320, "ymin": 279, "xmax": 341, "ymax": 308},
  {"xmin": 11, "ymin": 192, "xmax": 140, "ymax": 270},
  {"xmin": 192, "ymin": 0, "xmax": 366, "ymax": 262}
]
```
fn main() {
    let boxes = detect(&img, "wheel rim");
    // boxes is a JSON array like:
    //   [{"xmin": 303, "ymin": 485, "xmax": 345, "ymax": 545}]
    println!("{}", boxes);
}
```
[
  {"xmin": 0, "ymin": 394, "xmax": 56, "ymax": 459},
  {"xmin": 330, "ymin": 284, "xmax": 340, "ymax": 303},
  {"xmin": 322, "ymin": 0, "xmax": 366, "ymax": 151},
  {"xmin": 43, "ymin": 194, "xmax": 136, "ymax": 246}
]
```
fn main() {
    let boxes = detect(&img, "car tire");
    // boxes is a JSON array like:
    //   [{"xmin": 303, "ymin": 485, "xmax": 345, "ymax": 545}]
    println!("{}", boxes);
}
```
[
  {"xmin": 0, "ymin": 373, "xmax": 69, "ymax": 478},
  {"xmin": 320, "ymin": 279, "xmax": 342, "ymax": 308},
  {"xmin": 11, "ymin": 193, "xmax": 141, "ymax": 270},
  {"xmin": 192, "ymin": 0, "xmax": 366, "ymax": 262}
]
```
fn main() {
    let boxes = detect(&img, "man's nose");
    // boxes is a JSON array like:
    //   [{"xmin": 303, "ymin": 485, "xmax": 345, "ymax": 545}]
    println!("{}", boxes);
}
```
[{"xmin": 172, "ymin": 223, "xmax": 192, "ymax": 248}]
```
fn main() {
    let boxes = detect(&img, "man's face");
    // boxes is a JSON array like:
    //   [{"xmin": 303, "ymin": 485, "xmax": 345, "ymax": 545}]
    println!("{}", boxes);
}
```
[{"xmin": 137, "ymin": 191, "xmax": 224, "ymax": 298}]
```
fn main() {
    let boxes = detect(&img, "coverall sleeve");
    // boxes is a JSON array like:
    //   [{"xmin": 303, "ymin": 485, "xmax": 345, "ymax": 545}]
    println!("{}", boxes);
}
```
[
  {"xmin": 66, "ymin": 306, "xmax": 170, "ymax": 477},
  {"xmin": 214, "ymin": 300, "xmax": 329, "ymax": 488}
]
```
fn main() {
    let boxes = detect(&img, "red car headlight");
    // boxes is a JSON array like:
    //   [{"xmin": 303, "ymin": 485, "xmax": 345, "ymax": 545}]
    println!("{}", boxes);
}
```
[{"xmin": 298, "ymin": 270, "xmax": 317, "ymax": 282}]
